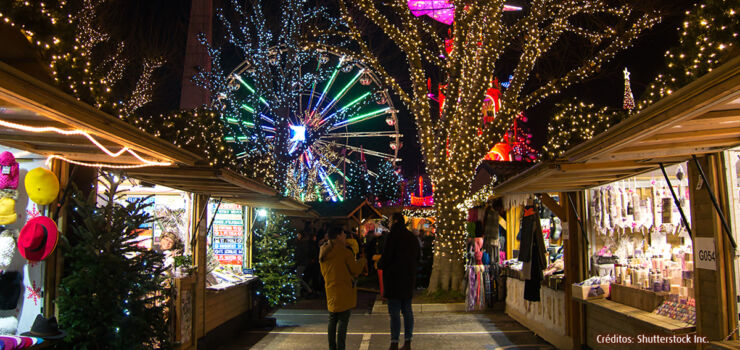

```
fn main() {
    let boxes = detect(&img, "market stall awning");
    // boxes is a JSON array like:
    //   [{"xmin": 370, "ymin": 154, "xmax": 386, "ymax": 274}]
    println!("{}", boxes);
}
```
[
  {"xmin": 307, "ymin": 198, "xmax": 383, "ymax": 221},
  {"xmin": 124, "ymin": 166, "xmax": 315, "ymax": 213},
  {"xmin": 0, "ymin": 61, "xmax": 202, "ymax": 167},
  {"xmin": 494, "ymin": 53, "xmax": 740, "ymax": 195}
]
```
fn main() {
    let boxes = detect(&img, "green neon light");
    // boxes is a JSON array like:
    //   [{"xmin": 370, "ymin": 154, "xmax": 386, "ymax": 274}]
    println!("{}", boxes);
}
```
[
  {"xmin": 324, "ymin": 176, "xmax": 343, "ymax": 202},
  {"xmin": 241, "ymin": 104, "xmax": 255, "ymax": 113},
  {"xmin": 225, "ymin": 136, "xmax": 235, "ymax": 142},
  {"xmin": 341, "ymin": 108, "xmax": 390, "ymax": 125},
  {"xmin": 323, "ymin": 70, "xmax": 363, "ymax": 113},
  {"xmin": 340, "ymin": 92, "xmax": 371, "ymax": 111},
  {"xmin": 235, "ymin": 75, "xmax": 255, "ymax": 93},
  {"xmin": 259, "ymin": 97, "xmax": 269, "ymax": 106}
]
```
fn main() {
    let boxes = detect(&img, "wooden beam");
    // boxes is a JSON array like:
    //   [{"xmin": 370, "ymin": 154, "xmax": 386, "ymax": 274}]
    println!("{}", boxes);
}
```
[
  {"xmin": 636, "ymin": 126, "xmax": 740, "ymax": 145},
  {"xmin": 566, "ymin": 54, "xmax": 740, "ymax": 163},
  {"xmin": 0, "ymin": 62, "xmax": 201, "ymax": 165},
  {"xmin": 556, "ymin": 161, "xmax": 647, "ymax": 172},
  {"xmin": 538, "ymin": 193, "xmax": 567, "ymax": 222}
]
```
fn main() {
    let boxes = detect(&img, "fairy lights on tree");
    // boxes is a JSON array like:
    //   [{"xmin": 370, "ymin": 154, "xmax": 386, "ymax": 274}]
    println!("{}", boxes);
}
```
[
  {"xmin": 195, "ymin": 0, "xmax": 401, "ymax": 201},
  {"xmin": 623, "ymin": 68, "xmax": 635, "ymax": 110},
  {"xmin": 373, "ymin": 159, "xmax": 403, "ymax": 205},
  {"xmin": 314, "ymin": 1, "xmax": 661, "ymax": 292},
  {"xmin": 544, "ymin": 0, "xmax": 737, "ymax": 160}
]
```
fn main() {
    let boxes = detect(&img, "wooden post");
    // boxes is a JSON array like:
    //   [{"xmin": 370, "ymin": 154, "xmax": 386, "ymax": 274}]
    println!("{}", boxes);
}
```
[
  {"xmin": 689, "ymin": 154, "xmax": 738, "ymax": 341},
  {"xmin": 563, "ymin": 191, "xmax": 586, "ymax": 349},
  {"xmin": 44, "ymin": 159, "xmax": 68, "ymax": 318},
  {"xmin": 192, "ymin": 194, "xmax": 210, "ymax": 344}
]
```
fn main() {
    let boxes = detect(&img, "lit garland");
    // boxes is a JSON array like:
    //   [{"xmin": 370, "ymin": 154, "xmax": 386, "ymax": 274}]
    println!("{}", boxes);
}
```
[
  {"xmin": 403, "ymin": 207, "xmax": 436, "ymax": 218},
  {"xmin": 455, "ymin": 177, "xmax": 498, "ymax": 212},
  {"xmin": 544, "ymin": 0, "xmax": 738, "ymax": 160},
  {"xmin": 314, "ymin": 1, "xmax": 662, "ymax": 282}
]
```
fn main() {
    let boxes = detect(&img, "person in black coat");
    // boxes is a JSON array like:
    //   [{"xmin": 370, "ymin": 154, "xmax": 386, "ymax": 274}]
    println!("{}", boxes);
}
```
[{"xmin": 378, "ymin": 213, "xmax": 420, "ymax": 350}]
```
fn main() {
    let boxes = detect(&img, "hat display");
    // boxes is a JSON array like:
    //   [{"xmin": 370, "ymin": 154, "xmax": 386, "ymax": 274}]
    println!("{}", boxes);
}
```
[
  {"xmin": 21, "ymin": 315, "xmax": 66, "ymax": 340},
  {"xmin": 0, "ymin": 231, "xmax": 17, "ymax": 270},
  {"xmin": 24, "ymin": 168, "xmax": 59, "ymax": 206},
  {"xmin": 0, "ymin": 271, "xmax": 21, "ymax": 310},
  {"xmin": 0, "ymin": 198, "xmax": 16, "ymax": 226},
  {"xmin": 18, "ymin": 217, "xmax": 58, "ymax": 262},
  {"xmin": 0, "ymin": 153, "xmax": 19, "ymax": 191}
]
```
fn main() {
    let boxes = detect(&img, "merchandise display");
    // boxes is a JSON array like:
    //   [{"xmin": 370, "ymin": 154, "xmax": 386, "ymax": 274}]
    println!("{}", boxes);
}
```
[
  {"xmin": 586, "ymin": 164, "xmax": 696, "ymax": 324},
  {"xmin": 23, "ymin": 168, "xmax": 59, "ymax": 206},
  {"xmin": 17, "ymin": 217, "xmax": 59, "ymax": 262}
]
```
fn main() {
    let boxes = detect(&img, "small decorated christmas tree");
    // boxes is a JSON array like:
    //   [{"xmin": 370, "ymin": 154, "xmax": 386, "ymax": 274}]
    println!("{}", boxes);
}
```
[
  {"xmin": 373, "ymin": 159, "xmax": 403, "ymax": 205},
  {"xmin": 253, "ymin": 212, "xmax": 299, "ymax": 307},
  {"xmin": 57, "ymin": 172, "xmax": 170, "ymax": 349},
  {"xmin": 623, "ymin": 68, "xmax": 635, "ymax": 110},
  {"xmin": 345, "ymin": 160, "xmax": 371, "ymax": 201}
]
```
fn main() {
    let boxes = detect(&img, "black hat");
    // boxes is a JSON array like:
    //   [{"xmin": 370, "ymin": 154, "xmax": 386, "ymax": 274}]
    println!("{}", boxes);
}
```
[
  {"xmin": 0, "ymin": 271, "xmax": 21, "ymax": 310},
  {"xmin": 21, "ymin": 314, "xmax": 67, "ymax": 340}
]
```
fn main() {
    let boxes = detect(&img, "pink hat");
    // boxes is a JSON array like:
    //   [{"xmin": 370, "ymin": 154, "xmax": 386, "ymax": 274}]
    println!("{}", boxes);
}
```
[
  {"xmin": 0, "ymin": 152, "xmax": 19, "ymax": 190},
  {"xmin": 18, "ymin": 217, "xmax": 59, "ymax": 262}
]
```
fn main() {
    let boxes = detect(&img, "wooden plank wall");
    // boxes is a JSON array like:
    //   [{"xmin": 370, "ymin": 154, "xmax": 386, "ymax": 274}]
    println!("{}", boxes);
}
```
[
  {"xmin": 204, "ymin": 285, "xmax": 252, "ymax": 333},
  {"xmin": 563, "ymin": 191, "xmax": 587, "ymax": 349},
  {"xmin": 688, "ymin": 154, "xmax": 737, "ymax": 341},
  {"xmin": 192, "ymin": 194, "xmax": 209, "ymax": 345}
]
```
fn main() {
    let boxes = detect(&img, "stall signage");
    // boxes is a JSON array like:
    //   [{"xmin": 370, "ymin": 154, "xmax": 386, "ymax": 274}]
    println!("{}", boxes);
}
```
[
  {"xmin": 695, "ymin": 237, "xmax": 717, "ymax": 271},
  {"xmin": 210, "ymin": 202, "xmax": 244, "ymax": 266}
]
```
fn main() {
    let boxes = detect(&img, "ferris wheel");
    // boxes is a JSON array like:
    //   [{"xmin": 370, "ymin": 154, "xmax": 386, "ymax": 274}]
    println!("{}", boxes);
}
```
[{"xmin": 223, "ymin": 48, "xmax": 402, "ymax": 202}]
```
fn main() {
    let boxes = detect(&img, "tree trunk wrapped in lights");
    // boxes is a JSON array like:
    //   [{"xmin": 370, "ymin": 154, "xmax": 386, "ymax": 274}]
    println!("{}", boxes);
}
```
[{"xmin": 313, "ymin": 0, "xmax": 661, "ymax": 292}]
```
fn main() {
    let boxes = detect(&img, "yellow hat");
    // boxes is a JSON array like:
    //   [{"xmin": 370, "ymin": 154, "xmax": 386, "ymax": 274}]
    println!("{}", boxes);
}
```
[
  {"xmin": 24, "ymin": 168, "xmax": 60, "ymax": 205},
  {"xmin": 0, "ymin": 197, "xmax": 17, "ymax": 225}
]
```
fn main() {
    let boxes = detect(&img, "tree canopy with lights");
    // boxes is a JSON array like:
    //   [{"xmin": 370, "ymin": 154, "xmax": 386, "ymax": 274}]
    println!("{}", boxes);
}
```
[{"xmin": 315, "ymin": 0, "xmax": 662, "ymax": 292}]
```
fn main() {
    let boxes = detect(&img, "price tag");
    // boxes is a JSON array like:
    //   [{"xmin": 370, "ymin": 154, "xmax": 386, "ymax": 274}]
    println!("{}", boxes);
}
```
[{"xmin": 1, "ymin": 166, "xmax": 11, "ymax": 175}]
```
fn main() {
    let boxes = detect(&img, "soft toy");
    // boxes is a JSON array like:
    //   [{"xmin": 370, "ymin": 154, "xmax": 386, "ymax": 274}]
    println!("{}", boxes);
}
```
[
  {"xmin": 0, "ymin": 152, "xmax": 19, "ymax": 190},
  {"xmin": 0, "ymin": 230, "xmax": 16, "ymax": 269},
  {"xmin": 0, "ymin": 198, "xmax": 16, "ymax": 226},
  {"xmin": 24, "ymin": 168, "xmax": 60, "ymax": 206}
]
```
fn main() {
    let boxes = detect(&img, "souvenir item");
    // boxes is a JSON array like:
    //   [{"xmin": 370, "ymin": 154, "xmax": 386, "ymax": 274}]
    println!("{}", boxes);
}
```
[
  {"xmin": 0, "ymin": 271, "xmax": 21, "ymax": 310},
  {"xmin": 0, "ymin": 198, "xmax": 16, "ymax": 226},
  {"xmin": 21, "ymin": 315, "xmax": 67, "ymax": 340},
  {"xmin": 0, "ymin": 231, "xmax": 16, "ymax": 269},
  {"xmin": 24, "ymin": 168, "xmax": 59, "ymax": 206},
  {"xmin": 18, "ymin": 217, "xmax": 58, "ymax": 261},
  {"xmin": 0, "ymin": 153, "xmax": 19, "ymax": 191}
]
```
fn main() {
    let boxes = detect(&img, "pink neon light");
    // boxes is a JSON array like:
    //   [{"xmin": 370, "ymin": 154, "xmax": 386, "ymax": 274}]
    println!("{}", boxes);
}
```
[{"xmin": 407, "ymin": 1, "xmax": 522, "ymax": 25}]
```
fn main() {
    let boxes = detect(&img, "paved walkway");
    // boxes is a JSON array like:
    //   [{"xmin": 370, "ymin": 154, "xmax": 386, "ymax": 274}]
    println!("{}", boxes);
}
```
[{"xmin": 216, "ymin": 292, "xmax": 554, "ymax": 350}]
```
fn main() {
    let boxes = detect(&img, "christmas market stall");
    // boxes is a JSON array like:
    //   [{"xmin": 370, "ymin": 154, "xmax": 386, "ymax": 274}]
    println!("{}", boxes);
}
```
[
  {"xmin": 493, "ymin": 54, "xmax": 740, "ymax": 349},
  {"xmin": 0, "ymin": 35, "xmax": 201, "ymax": 348}
]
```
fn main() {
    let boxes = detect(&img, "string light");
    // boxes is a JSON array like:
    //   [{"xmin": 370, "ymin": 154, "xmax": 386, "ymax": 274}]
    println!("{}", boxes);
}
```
[
  {"xmin": 46, "ymin": 155, "xmax": 170, "ymax": 169},
  {"xmin": 321, "ymin": 0, "xmax": 662, "ymax": 277},
  {"xmin": 0, "ymin": 118, "xmax": 172, "ymax": 167}
]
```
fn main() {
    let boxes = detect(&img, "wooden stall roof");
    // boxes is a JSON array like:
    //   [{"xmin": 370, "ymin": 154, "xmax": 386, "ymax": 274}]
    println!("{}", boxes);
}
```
[
  {"xmin": 0, "ymin": 61, "xmax": 202, "ymax": 166},
  {"xmin": 494, "ymin": 53, "xmax": 740, "ymax": 195},
  {"xmin": 307, "ymin": 198, "xmax": 383, "ymax": 220},
  {"xmin": 124, "ymin": 166, "xmax": 315, "ymax": 213}
]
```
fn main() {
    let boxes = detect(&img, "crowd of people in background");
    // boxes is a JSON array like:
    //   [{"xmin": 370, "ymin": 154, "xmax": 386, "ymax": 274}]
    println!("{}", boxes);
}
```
[{"xmin": 292, "ymin": 215, "xmax": 435, "ymax": 350}]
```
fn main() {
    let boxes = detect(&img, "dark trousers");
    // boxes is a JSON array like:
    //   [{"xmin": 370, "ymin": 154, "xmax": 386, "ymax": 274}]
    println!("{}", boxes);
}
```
[
  {"xmin": 387, "ymin": 298, "xmax": 414, "ymax": 342},
  {"xmin": 328, "ymin": 309, "xmax": 351, "ymax": 350}
]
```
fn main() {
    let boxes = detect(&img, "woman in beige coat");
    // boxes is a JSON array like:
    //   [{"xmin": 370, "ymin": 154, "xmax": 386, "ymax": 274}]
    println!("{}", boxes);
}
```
[{"xmin": 320, "ymin": 226, "xmax": 366, "ymax": 350}]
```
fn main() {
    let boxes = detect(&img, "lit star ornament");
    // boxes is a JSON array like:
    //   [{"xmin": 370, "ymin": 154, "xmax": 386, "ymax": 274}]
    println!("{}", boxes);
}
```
[{"xmin": 407, "ymin": 1, "xmax": 522, "ymax": 25}]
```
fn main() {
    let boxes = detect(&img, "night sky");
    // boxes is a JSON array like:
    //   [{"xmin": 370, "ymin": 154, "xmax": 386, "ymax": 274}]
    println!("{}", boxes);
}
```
[{"xmin": 120, "ymin": 0, "xmax": 698, "ymax": 181}]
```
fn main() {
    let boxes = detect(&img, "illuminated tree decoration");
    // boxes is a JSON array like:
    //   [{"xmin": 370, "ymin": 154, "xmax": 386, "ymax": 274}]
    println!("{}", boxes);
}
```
[
  {"xmin": 545, "ymin": 0, "xmax": 737, "ymax": 160},
  {"xmin": 195, "ymin": 0, "xmax": 401, "ymax": 202},
  {"xmin": 315, "ymin": 0, "xmax": 662, "ymax": 292},
  {"xmin": 373, "ymin": 159, "xmax": 404, "ymax": 206},
  {"xmin": 344, "ymin": 158, "xmax": 371, "ymax": 201},
  {"xmin": 253, "ymin": 212, "xmax": 299, "ymax": 307},
  {"xmin": 623, "ymin": 68, "xmax": 635, "ymax": 110}
]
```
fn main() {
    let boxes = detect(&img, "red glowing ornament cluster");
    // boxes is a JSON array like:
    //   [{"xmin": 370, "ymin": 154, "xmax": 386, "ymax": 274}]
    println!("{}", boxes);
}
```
[{"xmin": 407, "ymin": 1, "xmax": 522, "ymax": 25}]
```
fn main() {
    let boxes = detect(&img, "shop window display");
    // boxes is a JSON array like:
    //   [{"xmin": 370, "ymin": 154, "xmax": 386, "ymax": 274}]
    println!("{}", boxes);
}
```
[
  {"xmin": 205, "ymin": 200, "xmax": 254, "ymax": 290},
  {"xmin": 585, "ymin": 163, "xmax": 695, "ymax": 325},
  {"xmin": 0, "ymin": 146, "xmax": 65, "ymax": 345}
]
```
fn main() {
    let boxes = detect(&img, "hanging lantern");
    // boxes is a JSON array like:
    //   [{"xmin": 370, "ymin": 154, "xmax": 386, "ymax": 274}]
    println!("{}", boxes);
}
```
[
  {"xmin": 269, "ymin": 55, "xmax": 279, "ymax": 65},
  {"xmin": 385, "ymin": 116, "xmax": 396, "ymax": 126},
  {"xmin": 319, "ymin": 54, "xmax": 329, "ymax": 64},
  {"xmin": 390, "ymin": 141, "xmax": 403, "ymax": 150},
  {"xmin": 359, "ymin": 74, "xmax": 372, "ymax": 86},
  {"xmin": 228, "ymin": 79, "xmax": 239, "ymax": 91},
  {"xmin": 341, "ymin": 63, "xmax": 353, "ymax": 73}
]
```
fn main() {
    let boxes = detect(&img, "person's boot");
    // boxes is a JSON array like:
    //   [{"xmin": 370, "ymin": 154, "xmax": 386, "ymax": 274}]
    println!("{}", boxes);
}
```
[
  {"xmin": 388, "ymin": 342, "xmax": 399, "ymax": 350},
  {"xmin": 400, "ymin": 340, "xmax": 411, "ymax": 350}
]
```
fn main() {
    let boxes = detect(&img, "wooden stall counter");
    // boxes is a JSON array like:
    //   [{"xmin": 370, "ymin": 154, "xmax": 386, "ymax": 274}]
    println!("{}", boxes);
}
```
[
  {"xmin": 575, "ymin": 297, "xmax": 695, "ymax": 350},
  {"xmin": 505, "ymin": 271, "xmax": 571, "ymax": 349},
  {"xmin": 204, "ymin": 277, "xmax": 258, "ymax": 334}
]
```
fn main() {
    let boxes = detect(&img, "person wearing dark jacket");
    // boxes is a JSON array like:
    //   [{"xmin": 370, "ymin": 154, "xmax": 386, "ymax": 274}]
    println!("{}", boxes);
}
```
[
  {"xmin": 295, "ymin": 232, "xmax": 314, "ymax": 297},
  {"xmin": 378, "ymin": 213, "xmax": 420, "ymax": 350}
]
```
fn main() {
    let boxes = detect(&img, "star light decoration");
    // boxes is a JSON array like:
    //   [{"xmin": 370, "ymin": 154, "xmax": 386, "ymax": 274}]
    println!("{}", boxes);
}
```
[
  {"xmin": 319, "ymin": 0, "xmax": 662, "ymax": 284},
  {"xmin": 544, "ymin": 0, "xmax": 737, "ymax": 160}
]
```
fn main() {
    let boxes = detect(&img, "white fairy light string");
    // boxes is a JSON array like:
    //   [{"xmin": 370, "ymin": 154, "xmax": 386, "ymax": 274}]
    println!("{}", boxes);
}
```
[{"xmin": 0, "ymin": 118, "xmax": 172, "ymax": 168}]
